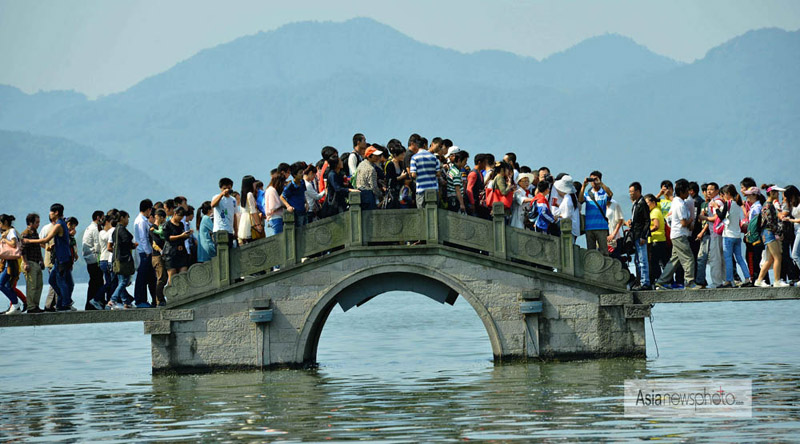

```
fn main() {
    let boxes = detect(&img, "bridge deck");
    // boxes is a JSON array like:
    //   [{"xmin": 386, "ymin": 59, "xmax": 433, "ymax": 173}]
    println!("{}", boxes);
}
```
[
  {"xmin": 0, "ymin": 308, "xmax": 194, "ymax": 328},
  {"xmin": 633, "ymin": 286, "xmax": 800, "ymax": 304}
]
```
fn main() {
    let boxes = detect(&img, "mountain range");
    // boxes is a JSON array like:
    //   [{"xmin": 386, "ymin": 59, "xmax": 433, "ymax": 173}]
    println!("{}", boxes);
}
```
[{"xmin": 1, "ymin": 18, "xmax": 798, "ymax": 223}]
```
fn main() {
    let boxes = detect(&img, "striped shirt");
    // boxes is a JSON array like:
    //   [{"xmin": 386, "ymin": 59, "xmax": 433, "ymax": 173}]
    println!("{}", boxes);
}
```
[
  {"xmin": 583, "ymin": 187, "xmax": 609, "ymax": 231},
  {"xmin": 410, "ymin": 150, "xmax": 440, "ymax": 192},
  {"xmin": 446, "ymin": 164, "xmax": 462, "ymax": 197}
]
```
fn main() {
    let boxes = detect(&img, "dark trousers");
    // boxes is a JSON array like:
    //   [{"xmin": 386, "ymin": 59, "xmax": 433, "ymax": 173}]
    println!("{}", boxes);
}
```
[
  {"xmin": 781, "ymin": 230, "xmax": 800, "ymax": 281},
  {"xmin": 49, "ymin": 263, "xmax": 74, "ymax": 310},
  {"xmin": 746, "ymin": 242, "xmax": 765, "ymax": 284},
  {"xmin": 649, "ymin": 241, "xmax": 669, "ymax": 284},
  {"xmin": 85, "ymin": 262, "xmax": 105, "ymax": 310},
  {"xmin": 134, "ymin": 252, "xmax": 154, "ymax": 305},
  {"xmin": 152, "ymin": 255, "xmax": 167, "ymax": 306}
]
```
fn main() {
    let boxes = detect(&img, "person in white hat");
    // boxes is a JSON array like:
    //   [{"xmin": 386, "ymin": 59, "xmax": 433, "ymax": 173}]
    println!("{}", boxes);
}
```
[
  {"xmin": 554, "ymin": 175, "xmax": 580, "ymax": 239},
  {"xmin": 510, "ymin": 173, "xmax": 536, "ymax": 229}
]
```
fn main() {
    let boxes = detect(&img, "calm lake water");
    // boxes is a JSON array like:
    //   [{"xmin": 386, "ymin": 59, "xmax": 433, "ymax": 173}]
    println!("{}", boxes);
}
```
[{"xmin": 1, "ymin": 283, "xmax": 799, "ymax": 442}]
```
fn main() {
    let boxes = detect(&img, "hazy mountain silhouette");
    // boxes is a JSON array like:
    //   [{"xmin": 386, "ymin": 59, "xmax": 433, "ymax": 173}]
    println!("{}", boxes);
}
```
[{"xmin": 0, "ymin": 19, "xmax": 797, "ymax": 211}]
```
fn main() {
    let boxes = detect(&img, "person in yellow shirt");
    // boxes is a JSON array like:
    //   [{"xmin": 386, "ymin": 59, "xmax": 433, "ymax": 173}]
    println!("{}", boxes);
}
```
[{"xmin": 646, "ymin": 194, "xmax": 668, "ymax": 284}]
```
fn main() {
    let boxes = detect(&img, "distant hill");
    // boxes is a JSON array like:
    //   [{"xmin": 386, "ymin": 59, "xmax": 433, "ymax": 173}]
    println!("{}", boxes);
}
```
[
  {"xmin": 0, "ymin": 19, "xmax": 797, "ymax": 208},
  {"xmin": 0, "ymin": 130, "xmax": 172, "ymax": 223}
]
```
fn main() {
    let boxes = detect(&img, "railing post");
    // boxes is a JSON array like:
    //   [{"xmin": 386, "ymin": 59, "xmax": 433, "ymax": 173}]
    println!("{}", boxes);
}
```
[
  {"xmin": 491, "ymin": 202, "xmax": 507, "ymax": 259},
  {"xmin": 423, "ymin": 189, "xmax": 440, "ymax": 244},
  {"xmin": 346, "ymin": 191, "xmax": 363, "ymax": 247},
  {"xmin": 559, "ymin": 218, "xmax": 575, "ymax": 275},
  {"xmin": 214, "ymin": 231, "xmax": 231, "ymax": 286},
  {"xmin": 283, "ymin": 211, "xmax": 297, "ymax": 266}
]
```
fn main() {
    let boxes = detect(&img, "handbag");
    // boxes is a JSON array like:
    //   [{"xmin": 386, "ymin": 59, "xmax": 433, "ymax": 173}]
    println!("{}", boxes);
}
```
[
  {"xmin": 111, "ymin": 227, "xmax": 136, "ymax": 276},
  {"xmin": 0, "ymin": 240, "xmax": 22, "ymax": 260}
]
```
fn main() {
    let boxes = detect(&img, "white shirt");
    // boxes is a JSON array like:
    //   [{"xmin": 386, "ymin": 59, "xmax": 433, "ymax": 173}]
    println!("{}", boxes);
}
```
[
  {"xmin": 40, "ymin": 222, "xmax": 53, "ymax": 268},
  {"xmin": 81, "ymin": 223, "xmax": 102, "ymax": 264},
  {"xmin": 606, "ymin": 200, "xmax": 625, "ymax": 240},
  {"xmin": 102, "ymin": 227, "xmax": 116, "ymax": 262},
  {"xmin": 550, "ymin": 193, "xmax": 564, "ymax": 217},
  {"xmin": 213, "ymin": 195, "xmax": 237, "ymax": 233},
  {"xmin": 510, "ymin": 188, "xmax": 532, "ymax": 229},
  {"xmin": 99, "ymin": 229, "xmax": 113, "ymax": 262},
  {"xmin": 670, "ymin": 196, "xmax": 691, "ymax": 239},
  {"xmin": 304, "ymin": 179, "xmax": 324, "ymax": 211},
  {"xmin": 134, "ymin": 213, "xmax": 153, "ymax": 255},
  {"xmin": 723, "ymin": 200, "xmax": 744, "ymax": 238},
  {"xmin": 559, "ymin": 195, "xmax": 581, "ymax": 238},
  {"xmin": 3, "ymin": 228, "xmax": 18, "ymax": 243}
]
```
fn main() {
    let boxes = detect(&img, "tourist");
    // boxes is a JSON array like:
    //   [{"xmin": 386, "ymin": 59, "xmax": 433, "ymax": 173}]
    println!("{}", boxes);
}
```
[
  {"xmin": 654, "ymin": 181, "xmax": 700, "ymax": 290},
  {"xmin": 446, "ymin": 150, "xmax": 469, "ymax": 213},
  {"xmin": 150, "ymin": 209, "xmax": 168, "ymax": 306},
  {"xmin": 343, "ymin": 133, "xmax": 367, "ymax": 178},
  {"xmin": 716, "ymin": 185, "xmax": 752, "ymax": 287},
  {"xmin": 754, "ymin": 185, "xmax": 789, "ymax": 287},
  {"xmin": 163, "ymin": 207, "xmax": 192, "ymax": 284},
  {"xmin": 316, "ymin": 146, "xmax": 339, "ymax": 204},
  {"xmin": 355, "ymin": 146, "xmax": 383, "ymax": 210},
  {"xmin": 282, "ymin": 162, "xmax": 310, "ymax": 224},
  {"xmin": 701, "ymin": 182, "xmax": 726, "ymax": 287},
  {"xmin": 779, "ymin": 186, "xmax": 800, "ymax": 284},
  {"xmin": 255, "ymin": 180, "xmax": 266, "ymax": 219},
  {"xmin": 532, "ymin": 181, "xmax": 557, "ymax": 233},
  {"xmin": 384, "ymin": 142, "xmax": 408, "ymax": 210},
  {"xmin": 555, "ymin": 175, "xmax": 580, "ymax": 240},
  {"xmin": 780, "ymin": 186, "xmax": 800, "ymax": 279},
  {"xmin": 196, "ymin": 202, "xmax": 216, "ymax": 263},
  {"xmin": 108, "ymin": 210, "xmax": 136, "ymax": 310},
  {"xmin": 466, "ymin": 154, "xmax": 488, "ymax": 218},
  {"xmin": 211, "ymin": 177, "xmax": 237, "ymax": 244},
  {"xmin": 740, "ymin": 177, "xmax": 763, "ymax": 281},
  {"xmin": 323, "ymin": 155, "xmax": 350, "ymax": 216},
  {"xmin": 82, "ymin": 210, "xmax": 106, "ymax": 310},
  {"xmin": 398, "ymin": 177, "xmax": 413, "ymax": 209},
  {"xmin": 25, "ymin": 204, "xmax": 76, "ymax": 310},
  {"xmin": 1, "ymin": 214, "xmax": 22, "ymax": 314},
  {"xmin": 303, "ymin": 165, "xmax": 325, "ymax": 221},
  {"xmin": 238, "ymin": 175, "xmax": 262, "ymax": 244},
  {"xmin": 503, "ymin": 152, "xmax": 519, "ymax": 183},
  {"xmin": 21, "ymin": 213, "xmax": 44, "ymax": 313},
  {"xmin": 579, "ymin": 171, "xmax": 613, "ymax": 255},
  {"xmin": 265, "ymin": 174, "xmax": 285, "ymax": 235},
  {"xmin": 488, "ymin": 162, "xmax": 515, "ymax": 217},
  {"xmin": 627, "ymin": 182, "xmax": 651, "ymax": 290},
  {"xmin": 98, "ymin": 211, "xmax": 118, "ymax": 306},
  {"xmin": 606, "ymin": 198, "xmax": 625, "ymax": 259},
  {"xmin": 133, "ymin": 199, "xmax": 154, "ymax": 308},
  {"xmin": 510, "ymin": 173, "xmax": 535, "ymax": 229},
  {"xmin": 694, "ymin": 184, "xmax": 711, "ymax": 288}
]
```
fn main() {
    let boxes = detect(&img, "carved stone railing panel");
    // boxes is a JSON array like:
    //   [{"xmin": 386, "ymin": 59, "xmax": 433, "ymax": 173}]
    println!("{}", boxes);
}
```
[
  {"xmin": 297, "ymin": 213, "xmax": 348, "ymax": 257},
  {"xmin": 575, "ymin": 249, "xmax": 630, "ymax": 290},
  {"xmin": 232, "ymin": 234, "xmax": 285, "ymax": 277},
  {"xmin": 506, "ymin": 226, "xmax": 560, "ymax": 268},
  {"xmin": 362, "ymin": 209, "xmax": 424, "ymax": 243},
  {"xmin": 164, "ymin": 260, "xmax": 217, "ymax": 303},
  {"xmin": 438, "ymin": 210, "xmax": 493, "ymax": 252}
]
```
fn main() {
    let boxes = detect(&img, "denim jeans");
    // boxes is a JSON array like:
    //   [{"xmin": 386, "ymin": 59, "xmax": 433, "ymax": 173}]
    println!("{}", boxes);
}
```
[
  {"xmin": 295, "ymin": 213, "xmax": 308, "ymax": 227},
  {"xmin": 111, "ymin": 274, "xmax": 132, "ymax": 304},
  {"xmin": 0, "ymin": 265, "xmax": 18, "ymax": 305},
  {"xmin": 695, "ymin": 235, "xmax": 710, "ymax": 286},
  {"xmin": 723, "ymin": 237, "xmax": 751, "ymax": 283},
  {"xmin": 49, "ymin": 263, "xmax": 74, "ymax": 309},
  {"xmin": 134, "ymin": 252, "xmax": 154, "ymax": 305},
  {"xmin": 266, "ymin": 218, "xmax": 284, "ymax": 236},
  {"xmin": 634, "ymin": 240, "xmax": 650, "ymax": 286},
  {"xmin": 360, "ymin": 190, "xmax": 377, "ymax": 210},
  {"xmin": 99, "ymin": 260, "xmax": 117, "ymax": 302}
]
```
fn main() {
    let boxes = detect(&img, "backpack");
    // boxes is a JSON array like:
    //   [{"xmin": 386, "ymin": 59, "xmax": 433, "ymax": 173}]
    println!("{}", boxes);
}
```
[
  {"xmin": 712, "ymin": 200, "xmax": 726, "ymax": 235},
  {"xmin": 745, "ymin": 212, "xmax": 762, "ymax": 245}
]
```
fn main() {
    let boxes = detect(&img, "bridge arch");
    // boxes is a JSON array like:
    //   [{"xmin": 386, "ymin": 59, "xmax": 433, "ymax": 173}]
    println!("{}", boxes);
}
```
[{"xmin": 295, "ymin": 263, "xmax": 503, "ymax": 365}]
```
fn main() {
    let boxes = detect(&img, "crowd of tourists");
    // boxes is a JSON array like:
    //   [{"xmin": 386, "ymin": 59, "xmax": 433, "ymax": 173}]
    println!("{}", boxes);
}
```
[{"xmin": 2, "ymin": 133, "xmax": 799, "ymax": 314}]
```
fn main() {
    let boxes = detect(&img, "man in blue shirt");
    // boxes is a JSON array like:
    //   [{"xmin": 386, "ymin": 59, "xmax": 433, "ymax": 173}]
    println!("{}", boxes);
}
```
[
  {"xmin": 281, "ymin": 162, "xmax": 308, "ymax": 227},
  {"xmin": 579, "ymin": 170, "xmax": 614, "ymax": 256}
]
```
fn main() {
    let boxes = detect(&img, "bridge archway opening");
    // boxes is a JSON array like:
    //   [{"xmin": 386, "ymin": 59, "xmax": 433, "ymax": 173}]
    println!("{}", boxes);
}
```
[{"xmin": 299, "ymin": 268, "xmax": 500, "ymax": 367}]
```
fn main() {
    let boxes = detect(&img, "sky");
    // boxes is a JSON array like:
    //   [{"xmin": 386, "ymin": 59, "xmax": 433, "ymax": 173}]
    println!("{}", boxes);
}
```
[{"xmin": 1, "ymin": 0, "xmax": 799, "ymax": 98}]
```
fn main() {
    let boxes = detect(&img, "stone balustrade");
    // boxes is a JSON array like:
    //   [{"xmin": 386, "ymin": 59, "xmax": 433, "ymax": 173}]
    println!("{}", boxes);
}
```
[{"xmin": 164, "ymin": 189, "xmax": 630, "ymax": 304}]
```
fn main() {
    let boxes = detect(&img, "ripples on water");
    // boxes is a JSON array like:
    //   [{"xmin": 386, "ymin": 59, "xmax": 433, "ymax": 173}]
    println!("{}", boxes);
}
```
[{"xmin": 0, "ymin": 287, "xmax": 798, "ymax": 441}]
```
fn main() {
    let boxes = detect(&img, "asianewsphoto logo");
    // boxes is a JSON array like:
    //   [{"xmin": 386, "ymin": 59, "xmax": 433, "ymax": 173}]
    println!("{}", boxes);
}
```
[{"xmin": 624, "ymin": 379, "xmax": 752, "ymax": 418}]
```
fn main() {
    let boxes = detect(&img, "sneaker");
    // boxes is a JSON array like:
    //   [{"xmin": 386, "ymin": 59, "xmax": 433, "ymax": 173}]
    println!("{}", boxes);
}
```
[
  {"xmin": 719, "ymin": 282, "xmax": 733, "ymax": 289},
  {"xmin": 44, "ymin": 306, "xmax": 56, "ymax": 312},
  {"xmin": 4, "ymin": 303, "xmax": 21, "ymax": 315},
  {"xmin": 654, "ymin": 283, "xmax": 671, "ymax": 291},
  {"xmin": 754, "ymin": 280, "xmax": 770, "ymax": 288},
  {"xmin": 685, "ymin": 283, "xmax": 702, "ymax": 290},
  {"xmin": 631, "ymin": 284, "xmax": 651, "ymax": 291},
  {"xmin": 135, "ymin": 302, "xmax": 153, "ymax": 309},
  {"xmin": 123, "ymin": 304, "xmax": 133, "ymax": 309},
  {"xmin": 740, "ymin": 281, "xmax": 754, "ymax": 288},
  {"xmin": 110, "ymin": 302, "xmax": 125, "ymax": 310},
  {"xmin": 89, "ymin": 299, "xmax": 104, "ymax": 311},
  {"xmin": 26, "ymin": 307, "xmax": 44, "ymax": 314},
  {"xmin": 774, "ymin": 280, "xmax": 790, "ymax": 288},
  {"xmin": 56, "ymin": 306, "xmax": 71, "ymax": 312},
  {"xmin": 734, "ymin": 280, "xmax": 743, "ymax": 287},
  {"xmin": 671, "ymin": 283, "xmax": 685, "ymax": 289}
]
